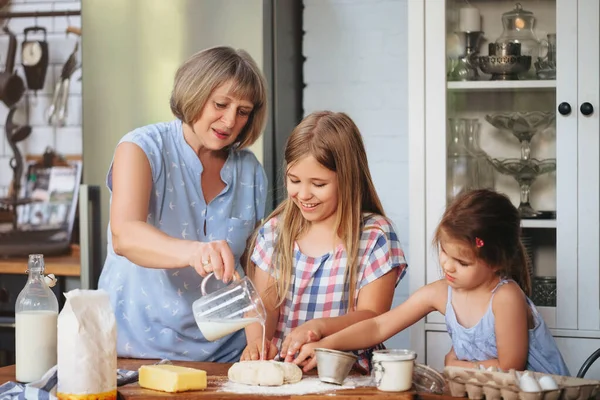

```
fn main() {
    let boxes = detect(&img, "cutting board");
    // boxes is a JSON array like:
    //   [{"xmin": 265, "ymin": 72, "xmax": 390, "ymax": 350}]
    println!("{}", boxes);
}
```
[
  {"xmin": 0, "ymin": 358, "xmax": 448, "ymax": 399},
  {"xmin": 116, "ymin": 359, "xmax": 414, "ymax": 399}
]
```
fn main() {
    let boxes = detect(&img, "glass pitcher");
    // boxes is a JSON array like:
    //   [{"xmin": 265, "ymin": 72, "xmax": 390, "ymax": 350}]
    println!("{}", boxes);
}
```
[
  {"xmin": 193, "ymin": 273, "xmax": 266, "ymax": 341},
  {"xmin": 495, "ymin": 3, "xmax": 540, "ymax": 78}
]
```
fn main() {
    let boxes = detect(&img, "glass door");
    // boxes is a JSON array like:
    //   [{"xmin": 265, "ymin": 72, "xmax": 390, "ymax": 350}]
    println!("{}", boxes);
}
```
[{"xmin": 424, "ymin": 0, "xmax": 578, "ymax": 329}]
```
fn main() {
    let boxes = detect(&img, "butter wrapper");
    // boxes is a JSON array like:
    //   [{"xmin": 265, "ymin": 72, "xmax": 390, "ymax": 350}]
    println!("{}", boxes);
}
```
[{"xmin": 57, "ymin": 289, "xmax": 117, "ymax": 399}]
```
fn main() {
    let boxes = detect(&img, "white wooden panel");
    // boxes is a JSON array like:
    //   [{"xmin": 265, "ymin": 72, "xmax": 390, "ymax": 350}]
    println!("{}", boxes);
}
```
[
  {"xmin": 424, "ymin": 0, "xmax": 447, "ymax": 323},
  {"xmin": 577, "ymin": 0, "xmax": 600, "ymax": 331},
  {"xmin": 408, "ymin": 0, "xmax": 427, "ymax": 365},
  {"xmin": 538, "ymin": 306, "xmax": 557, "ymax": 329},
  {"xmin": 426, "ymin": 331, "xmax": 453, "ymax": 373},
  {"xmin": 555, "ymin": 0, "xmax": 580, "ymax": 330},
  {"xmin": 554, "ymin": 337, "xmax": 600, "ymax": 379}
]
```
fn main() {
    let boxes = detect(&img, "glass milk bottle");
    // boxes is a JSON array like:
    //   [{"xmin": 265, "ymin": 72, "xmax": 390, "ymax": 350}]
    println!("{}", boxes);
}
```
[{"xmin": 15, "ymin": 254, "xmax": 59, "ymax": 383}]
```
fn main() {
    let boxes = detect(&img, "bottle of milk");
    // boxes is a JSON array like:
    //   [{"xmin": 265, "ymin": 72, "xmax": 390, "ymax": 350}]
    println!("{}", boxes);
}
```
[{"xmin": 15, "ymin": 254, "xmax": 59, "ymax": 383}]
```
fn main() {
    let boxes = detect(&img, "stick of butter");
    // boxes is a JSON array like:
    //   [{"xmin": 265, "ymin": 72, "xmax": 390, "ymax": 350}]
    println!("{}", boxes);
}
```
[{"xmin": 138, "ymin": 364, "xmax": 207, "ymax": 393}]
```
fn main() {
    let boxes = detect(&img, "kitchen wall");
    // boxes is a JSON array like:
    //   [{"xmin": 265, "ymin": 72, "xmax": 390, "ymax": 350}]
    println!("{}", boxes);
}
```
[
  {"xmin": 302, "ymin": 0, "xmax": 410, "ymax": 349},
  {"xmin": 0, "ymin": 0, "xmax": 82, "ymax": 198},
  {"xmin": 0, "ymin": 0, "xmax": 410, "ymax": 348}
]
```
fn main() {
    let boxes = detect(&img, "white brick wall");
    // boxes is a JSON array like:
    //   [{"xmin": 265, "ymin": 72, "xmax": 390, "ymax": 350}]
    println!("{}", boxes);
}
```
[
  {"xmin": 0, "ymin": 0, "xmax": 81, "ymax": 198},
  {"xmin": 303, "ymin": 0, "xmax": 410, "ymax": 349}
]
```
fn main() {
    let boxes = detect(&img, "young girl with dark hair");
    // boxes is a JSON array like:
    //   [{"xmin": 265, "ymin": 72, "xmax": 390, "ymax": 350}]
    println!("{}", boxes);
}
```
[{"xmin": 294, "ymin": 189, "xmax": 570, "ymax": 376}]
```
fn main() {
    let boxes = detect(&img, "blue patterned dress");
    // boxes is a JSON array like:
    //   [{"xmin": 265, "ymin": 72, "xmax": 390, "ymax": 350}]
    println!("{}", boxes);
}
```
[
  {"xmin": 446, "ymin": 279, "xmax": 570, "ymax": 375},
  {"xmin": 98, "ymin": 119, "xmax": 267, "ymax": 362}
]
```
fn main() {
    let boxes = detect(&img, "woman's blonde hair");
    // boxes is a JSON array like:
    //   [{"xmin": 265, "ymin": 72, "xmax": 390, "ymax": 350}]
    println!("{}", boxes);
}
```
[
  {"xmin": 248, "ymin": 111, "xmax": 385, "ymax": 311},
  {"xmin": 170, "ymin": 46, "xmax": 268, "ymax": 149}
]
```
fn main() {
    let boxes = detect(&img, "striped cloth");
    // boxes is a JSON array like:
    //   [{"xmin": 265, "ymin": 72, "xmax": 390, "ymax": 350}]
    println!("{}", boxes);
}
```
[{"xmin": 0, "ymin": 360, "xmax": 170, "ymax": 400}]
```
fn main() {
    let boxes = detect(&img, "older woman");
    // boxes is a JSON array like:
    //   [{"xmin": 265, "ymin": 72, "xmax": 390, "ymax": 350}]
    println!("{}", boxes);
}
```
[{"xmin": 98, "ymin": 46, "xmax": 268, "ymax": 362}]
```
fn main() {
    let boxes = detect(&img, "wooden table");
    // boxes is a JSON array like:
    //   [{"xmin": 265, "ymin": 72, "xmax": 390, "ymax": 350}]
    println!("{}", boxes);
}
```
[
  {"xmin": 0, "ymin": 246, "xmax": 80, "ymax": 276},
  {"xmin": 0, "ymin": 359, "xmax": 457, "ymax": 400}
]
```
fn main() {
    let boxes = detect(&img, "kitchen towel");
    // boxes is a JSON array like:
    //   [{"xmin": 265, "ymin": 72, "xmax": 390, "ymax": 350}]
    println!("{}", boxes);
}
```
[{"xmin": 0, "ymin": 360, "xmax": 171, "ymax": 400}]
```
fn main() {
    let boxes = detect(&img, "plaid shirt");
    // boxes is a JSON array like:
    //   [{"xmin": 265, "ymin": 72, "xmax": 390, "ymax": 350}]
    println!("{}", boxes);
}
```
[{"xmin": 250, "ymin": 214, "xmax": 407, "ymax": 372}]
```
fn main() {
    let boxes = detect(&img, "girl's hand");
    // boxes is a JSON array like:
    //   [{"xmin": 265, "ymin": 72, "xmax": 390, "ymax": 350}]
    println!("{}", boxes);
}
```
[
  {"xmin": 241, "ymin": 338, "xmax": 279, "ymax": 361},
  {"xmin": 189, "ymin": 240, "xmax": 235, "ymax": 282},
  {"xmin": 293, "ymin": 341, "xmax": 320, "ymax": 372},
  {"xmin": 280, "ymin": 321, "xmax": 323, "ymax": 362}
]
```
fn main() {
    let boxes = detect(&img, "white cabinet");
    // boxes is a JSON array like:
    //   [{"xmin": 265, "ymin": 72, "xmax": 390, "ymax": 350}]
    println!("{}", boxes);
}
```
[{"xmin": 408, "ymin": 0, "xmax": 600, "ymax": 378}]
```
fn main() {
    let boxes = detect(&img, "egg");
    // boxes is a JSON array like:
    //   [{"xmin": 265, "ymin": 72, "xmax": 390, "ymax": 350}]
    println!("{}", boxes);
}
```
[
  {"xmin": 520, "ymin": 374, "xmax": 542, "ymax": 392},
  {"xmin": 538, "ymin": 375, "xmax": 559, "ymax": 390}
]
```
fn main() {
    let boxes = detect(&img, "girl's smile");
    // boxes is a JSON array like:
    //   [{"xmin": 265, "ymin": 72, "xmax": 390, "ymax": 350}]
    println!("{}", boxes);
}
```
[{"xmin": 286, "ymin": 155, "xmax": 338, "ymax": 225}]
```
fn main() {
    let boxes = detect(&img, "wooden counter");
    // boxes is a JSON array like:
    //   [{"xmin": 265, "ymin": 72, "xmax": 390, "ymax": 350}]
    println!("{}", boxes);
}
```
[
  {"xmin": 0, "ymin": 359, "xmax": 457, "ymax": 400},
  {"xmin": 0, "ymin": 246, "xmax": 80, "ymax": 277}
]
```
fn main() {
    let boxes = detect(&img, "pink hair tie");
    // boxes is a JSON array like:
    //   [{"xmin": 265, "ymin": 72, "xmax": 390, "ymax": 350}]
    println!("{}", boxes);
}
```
[{"xmin": 475, "ymin": 237, "xmax": 484, "ymax": 248}]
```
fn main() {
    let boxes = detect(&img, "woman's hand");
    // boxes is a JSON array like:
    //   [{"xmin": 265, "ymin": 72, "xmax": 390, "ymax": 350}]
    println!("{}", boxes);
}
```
[
  {"xmin": 280, "ymin": 320, "xmax": 323, "ymax": 362},
  {"xmin": 189, "ymin": 240, "xmax": 235, "ymax": 282},
  {"xmin": 292, "ymin": 341, "xmax": 321, "ymax": 372},
  {"xmin": 241, "ymin": 338, "xmax": 279, "ymax": 361}
]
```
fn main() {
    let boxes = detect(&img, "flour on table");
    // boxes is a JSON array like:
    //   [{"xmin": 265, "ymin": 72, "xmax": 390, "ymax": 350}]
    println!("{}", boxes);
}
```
[{"xmin": 219, "ymin": 376, "xmax": 375, "ymax": 395}]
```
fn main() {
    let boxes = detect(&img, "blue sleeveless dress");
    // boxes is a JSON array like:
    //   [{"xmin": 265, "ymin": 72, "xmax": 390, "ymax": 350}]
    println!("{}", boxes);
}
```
[
  {"xmin": 445, "ymin": 279, "xmax": 570, "ymax": 376},
  {"xmin": 98, "ymin": 119, "xmax": 267, "ymax": 362}
]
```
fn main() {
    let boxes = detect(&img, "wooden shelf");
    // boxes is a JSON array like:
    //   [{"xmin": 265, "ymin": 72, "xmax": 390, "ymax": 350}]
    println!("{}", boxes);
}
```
[
  {"xmin": 521, "ymin": 219, "xmax": 557, "ymax": 229},
  {"xmin": 0, "ymin": 246, "xmax": 80, "ymax": 277},
  {"xmin": 448, "ymin": 80, "xmax": 556, "ymax": 91}
]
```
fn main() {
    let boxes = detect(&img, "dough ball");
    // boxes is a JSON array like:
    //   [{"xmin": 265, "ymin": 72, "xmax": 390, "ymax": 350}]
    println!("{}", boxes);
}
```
[
  {"xmin": 228, "ymin": 361, "xmax": 303, "ymax": 386},
  {"xmin": 277, "ymin": 361, "xmax": 303, "ymax": 384}
]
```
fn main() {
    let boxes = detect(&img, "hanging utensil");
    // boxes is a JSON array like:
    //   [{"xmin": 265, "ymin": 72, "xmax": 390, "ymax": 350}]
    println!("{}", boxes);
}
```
[
  {"xmin": 22, "ymin": 26, "xmax": 50, "ymax": 92},
  {"xmin": 0, "ymin": 26, "xmax": 25, "ymax": 107},
  {"xmin": 47, "ymin": 41, "xmax": 78, "ymax": 126},
  {"xmin": 4, "ymin": 107, "xmax": 32, "ymax": 229}
]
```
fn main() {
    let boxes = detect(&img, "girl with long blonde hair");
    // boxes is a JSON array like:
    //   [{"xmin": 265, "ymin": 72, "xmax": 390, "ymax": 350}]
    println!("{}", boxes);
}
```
[{"xmin": 241, "ymin": 111, "xmax": 407, "ymax": 372}]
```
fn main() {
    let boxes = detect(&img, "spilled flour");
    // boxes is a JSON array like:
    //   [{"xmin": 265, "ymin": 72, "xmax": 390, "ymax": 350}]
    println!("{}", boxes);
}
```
[{"xmin": 219, "ymin": 376, "xmax": 375, "ymax": 395}]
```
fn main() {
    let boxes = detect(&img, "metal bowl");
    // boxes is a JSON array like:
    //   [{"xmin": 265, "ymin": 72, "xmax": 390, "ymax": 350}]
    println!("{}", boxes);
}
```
[
  {"xmin": 314, "ymin": 348, "xmax": 358, "ymax": 385},
  {"xmin": 478, "ymin": 55, "xmax": 531, "ymax": 80},
  {"xmin": 489, "ymin": 42, "xmax": 521, "ymax": 57}
]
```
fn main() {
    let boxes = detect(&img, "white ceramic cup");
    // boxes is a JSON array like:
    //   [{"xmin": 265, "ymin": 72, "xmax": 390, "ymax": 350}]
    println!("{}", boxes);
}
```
[{"xmin": 372, "ymin": 349, "xmax": 417, "ymax": 392}]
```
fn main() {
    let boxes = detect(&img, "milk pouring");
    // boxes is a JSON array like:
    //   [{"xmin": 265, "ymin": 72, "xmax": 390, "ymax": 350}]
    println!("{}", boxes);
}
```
[
  {"xmin": 15, "ymin": 254, "xmax": 59, "ymax": 383},
  {"xmin": 197, "ymin": 318, "xmax": 262, "ymax": 341},
  {"xmin": 193, "ymin": 274, "xmax": 267, "ymax": 345}
]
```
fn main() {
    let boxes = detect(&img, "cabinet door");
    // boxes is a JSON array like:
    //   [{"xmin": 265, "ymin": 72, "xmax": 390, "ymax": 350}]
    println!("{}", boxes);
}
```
[
  {"xmin": 424, "ymin": 0, "xmax": 578, "ymax": 329},
  {"xmin": 576, "ymin": 0, "xmax": 600, "ymax": 331},
  {"xmin": 554, "ymin": 337, "xmax": 600, "ymax": 379},
  {"xmin": 426, "ymin": 331, "xmax": 453, "ymax": 372}
]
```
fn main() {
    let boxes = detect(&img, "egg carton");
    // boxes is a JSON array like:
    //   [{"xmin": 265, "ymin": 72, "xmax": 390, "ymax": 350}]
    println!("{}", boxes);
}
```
[{"xmin": 443, "ymin": 366, "xmax": 600, "ymax": 400}]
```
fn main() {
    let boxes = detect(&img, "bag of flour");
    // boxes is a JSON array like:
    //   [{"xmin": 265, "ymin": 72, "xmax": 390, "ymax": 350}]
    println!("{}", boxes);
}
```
[{"xmin": 57, "ymin": 289, "xmax": 117, "ymax": 399}]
